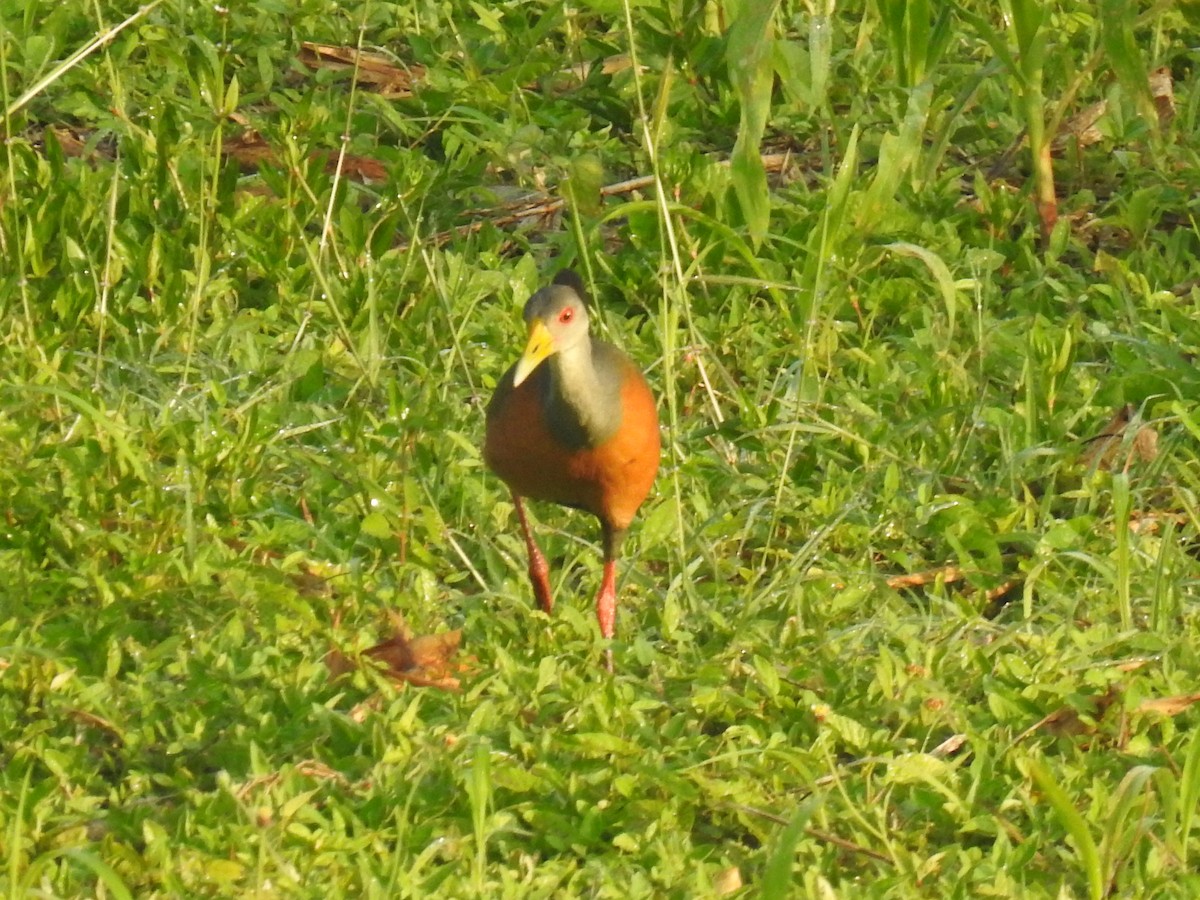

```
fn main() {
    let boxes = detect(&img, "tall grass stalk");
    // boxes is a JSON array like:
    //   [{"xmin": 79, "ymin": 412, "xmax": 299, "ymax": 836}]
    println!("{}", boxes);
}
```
[{"xmin": 1112, "ymin": 473, "xmax": 1133, "ymax": 630}]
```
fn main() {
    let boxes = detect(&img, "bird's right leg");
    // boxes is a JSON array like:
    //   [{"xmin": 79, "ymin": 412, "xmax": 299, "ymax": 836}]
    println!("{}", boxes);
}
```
[{"xmin": 512, "ymin": 492, "xmax": 553, "ymax": 614}]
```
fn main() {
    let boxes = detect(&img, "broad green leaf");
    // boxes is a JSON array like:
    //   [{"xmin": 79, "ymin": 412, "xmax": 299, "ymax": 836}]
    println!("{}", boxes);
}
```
[
  {"xmin": 729, "ymin": 149, "xmax": 770, "ymax": 247},
  {"xmin": 821, "ymin": 124, "xmax": 860, "ymax": 248},
  {"xmin": 563, "ymin": 153, "xmax": 604, "ymax": 218},
  {"xmin": 726, "ymin": 0, "xmax": 781, "ymax": 246},
  {"xmin": 809, "ymin": 3, "xmax": 833, "ymax": 108},
  {"xmin": 857, "ymin": 82, "xmax": 932, "ymax": 228},
  {"xmin": 360, "ymin": 511, "xmax": 392, "ymax": 539},
  {"xmin": 1099, "ymin": 0, "xmax": 1158, "ymax": 127}
]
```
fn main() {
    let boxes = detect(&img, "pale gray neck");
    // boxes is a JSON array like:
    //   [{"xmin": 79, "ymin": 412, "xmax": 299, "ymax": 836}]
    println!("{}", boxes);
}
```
[{"xmin": 544, "ymin": 339, "xmax": 622, "ymax": 450}]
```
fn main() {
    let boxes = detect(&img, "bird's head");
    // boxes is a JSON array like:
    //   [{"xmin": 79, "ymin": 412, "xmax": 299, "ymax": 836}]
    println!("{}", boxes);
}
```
[{"xmin": 512, "ymin": 273, "xmax": 591, "ymax": 387}]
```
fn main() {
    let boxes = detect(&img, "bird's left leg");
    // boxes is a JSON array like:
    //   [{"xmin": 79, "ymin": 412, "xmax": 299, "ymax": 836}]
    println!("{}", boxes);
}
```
[{"xmin": 595, "ymin": 525, "xmax": 628, "ymax": 645}]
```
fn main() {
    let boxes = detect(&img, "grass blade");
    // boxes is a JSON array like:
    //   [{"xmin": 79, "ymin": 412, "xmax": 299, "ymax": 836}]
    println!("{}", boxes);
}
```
[
  {"xmin": 4, "ymin": 0, "xmax": 165, "ymax": 118},
  {"xmin": 881, "ymin": 241, "xmax": 959, "ymax": 335},
  {"xmin": 1097, "ymin": 765, "xmax": 1155, "ymax": 891},
  {"xmin": 1024, "ymin": 758, "xmax": 1103, "ymax": 900},
  {"xmin": 1180, "ymin": 728, "xmax": 1200, "ymax": 867},
  {"xmin": 1112, "ymin": 472, "xmax": 1133, "ymax": 630},
  {"xmin": 761, "ymin": 797, "xmax": 820, "ymax": 900}
]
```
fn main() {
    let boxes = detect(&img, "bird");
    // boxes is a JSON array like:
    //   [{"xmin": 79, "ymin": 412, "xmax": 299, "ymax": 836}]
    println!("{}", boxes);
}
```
[{"xmin": 484, "ymin": 269, "xmax": 660, "ymax": 658}]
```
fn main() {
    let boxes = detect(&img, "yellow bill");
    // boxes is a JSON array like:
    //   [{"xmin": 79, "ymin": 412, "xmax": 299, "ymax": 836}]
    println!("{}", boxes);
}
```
[{"xmin": 512, "ymin": 319, "xmax": 555, "ymax": 387}]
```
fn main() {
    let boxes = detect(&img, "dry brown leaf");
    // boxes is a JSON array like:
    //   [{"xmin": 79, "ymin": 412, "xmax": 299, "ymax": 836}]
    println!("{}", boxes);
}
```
[
  {"xmin": 1081, "ymin": 405, "xmax": 1158, "ymax": 471},
  {"xmin": 348, "ymin": 696, "xmax": 382, "ymax": 724},
  {"xmin": 930, "ymin": 734, "xmax": 968, "ymax": 757},
  {"xmin": 366, "ymin": 630, "xmax": 460, "ymax": 673},
  {"xmin": 712, "ymin": 866, "xmax": 743, "ymax": 895},
  {"xmin": 1150, "ymin": 66, "xmax": 1175, "ymax": 127},
  {"xmin": 1128, "ymin": 511, "xmax": 1188, "ymax": 535},
  {"xmin": 886, "ymin": 566, "xmax": 1025, "ymax": 618},
  {"xmin": 334, "ymin": 153, "xmax": 389, "ymax": 181},
  {"xmin": 982, "ymin": 579, "xmax": 1024, "ymax": 613},
  {"xmin": 295, "ymin": 759, "xmax": 349, "ymax": 783},
  {"xmin": 985, "ymin": 580, "xmax": 1021, "ymax": 602},
  {"xmin": 298, "ymin": 42, "xmax": 424, "ymax": 98},
  {"xmin": 327, "ymin": 622, "xmax": 470, "ymax": 692},
  {"xmin": 45, "ymin": 125, "xmax": 92, "ymax": 158},
  {"xmin": 1132, "ymin": 425, "xmax": 1159, "ymax": 463},
  {"xmin": 557, "ymin": 53, "xmax": 642, "ymax": 83},
  {"xmin": 1135, "ymin": 693, "xmax": 1200, "ymax": 717},
  {"xmin": 67, "ymin": 708, "xmax": 125, "ymax": 744},
  {"xmin": 1027, "ymin": 706, "xmax": 1089, "ymax": 740},
  {"xmin": 1055, "ymin": 99, "xmax": 1107, "ymax": 150},
  {"xmin": 223, "ymin": 131, "xmax": 278, "ymax": 169},
  {"xmin": 1055, "ymin": 69, "xmax": 1174, "ymax": 152}
]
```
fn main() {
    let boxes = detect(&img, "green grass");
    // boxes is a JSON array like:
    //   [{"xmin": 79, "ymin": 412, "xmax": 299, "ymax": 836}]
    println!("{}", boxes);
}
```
[{"xmin": 3, "ymin": 1, "xmax": 1200, "ymax": 896}]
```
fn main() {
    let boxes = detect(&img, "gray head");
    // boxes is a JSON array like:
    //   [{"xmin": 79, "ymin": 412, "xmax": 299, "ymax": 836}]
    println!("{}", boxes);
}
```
[{"xmin": 512, "ymin": 273, "xmax": 593, "ymax": 386}]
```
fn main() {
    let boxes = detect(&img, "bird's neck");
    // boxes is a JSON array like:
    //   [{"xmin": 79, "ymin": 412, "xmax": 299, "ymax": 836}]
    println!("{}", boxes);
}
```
[{"xmin": 545, "ymin": 339, "xmax": 622, "ymax": 449}]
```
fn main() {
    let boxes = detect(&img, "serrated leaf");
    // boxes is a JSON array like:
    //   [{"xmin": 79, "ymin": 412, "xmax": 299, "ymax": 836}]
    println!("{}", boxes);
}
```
[{"xmin": 360, "ymin": 511, "xmax": 392, "ymax": 539}]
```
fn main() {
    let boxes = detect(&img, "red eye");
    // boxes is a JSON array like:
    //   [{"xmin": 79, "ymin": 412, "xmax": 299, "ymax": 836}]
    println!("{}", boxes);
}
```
[{"xmin": 558, "ymin": 307, "xmax": 574, "ymax": 324}]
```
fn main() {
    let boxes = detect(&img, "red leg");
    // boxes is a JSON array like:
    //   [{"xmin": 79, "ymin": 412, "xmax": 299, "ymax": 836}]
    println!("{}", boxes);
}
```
[
  {"xmin": 512, "ymin": 493, "xmax": 553, "ymax": 614},
  {"xmin": 595, "ymin": 558, "xmax": 618, "ymax": 640},
  {"xmin": 596, "ymin": 525, "xmax": 628, "ymax": 672},
  {"xmin": 596, "ymin": 558, "xmax": 618, "ymax": 672}
]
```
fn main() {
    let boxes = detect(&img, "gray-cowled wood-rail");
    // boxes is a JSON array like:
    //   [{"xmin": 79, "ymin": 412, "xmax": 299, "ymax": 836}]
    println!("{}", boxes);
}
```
[{"xmin": 484, "ymin": 270, "xmax": 660, "ymax": 652}]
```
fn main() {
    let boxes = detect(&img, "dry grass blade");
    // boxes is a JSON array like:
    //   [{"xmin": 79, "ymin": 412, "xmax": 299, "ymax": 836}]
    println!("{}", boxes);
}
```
[
  {"xmin": 886, "ymin": 565, "xmax": 967, "ymax": 589},
  {"xmin": 1135, "ymin": 693, "xmax": 1200, "ymax": 717}
]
